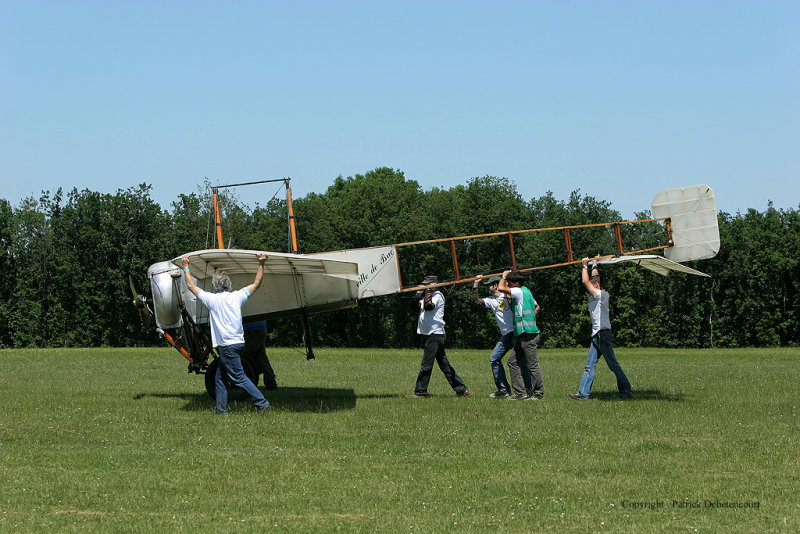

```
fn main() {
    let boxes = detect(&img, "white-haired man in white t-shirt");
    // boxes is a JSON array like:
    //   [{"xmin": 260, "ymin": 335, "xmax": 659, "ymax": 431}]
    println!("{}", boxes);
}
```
[{"xmin": 182, "ymin": 253, "xmax": 272, "ymax": 414}]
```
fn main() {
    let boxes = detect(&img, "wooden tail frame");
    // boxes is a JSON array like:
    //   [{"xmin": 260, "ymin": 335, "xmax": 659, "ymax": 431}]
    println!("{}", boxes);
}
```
[{"xmin": 394, "ymin": 217, "xmax": 673, "ymax": 292}]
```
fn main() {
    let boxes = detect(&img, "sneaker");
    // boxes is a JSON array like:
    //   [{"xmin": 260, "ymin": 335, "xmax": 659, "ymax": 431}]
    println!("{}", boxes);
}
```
[
  {"xmin": 506, "ymin": 393, "xmax": 528, "ymax": 400},
  {"xmin": 456, "ymin": 389, "xmax": 471, "ymax": 397},
  {"xmin": 406, "ymin": 393, "xmax": 427, "ymax": 399},
  {"xmin": 569, "ymin": 393, "xmax": 587, "ymax": 400},
  {"xmin": 524, "ymin": 395, "xmax": 543, "ymax": 401},
  {"xmin": 489, "ymin": 390, "xmax": 509, "ymax": 398},
  {"xmin": 256, "ymin": 405, "xmax": 272, "ymax": 414}
]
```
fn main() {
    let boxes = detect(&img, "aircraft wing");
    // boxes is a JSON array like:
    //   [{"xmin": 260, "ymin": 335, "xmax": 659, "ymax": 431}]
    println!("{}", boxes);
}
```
[
  {"xmin": 178, "ymin": 249, "xmax": 358, "ymax": 280},
  {"xmin": 171, "ymin": 249, "xmax": 361, "ymax": 321},
  {"xmin": 597, "ymin": 254, "xmax": 710, "ymax": 277}
]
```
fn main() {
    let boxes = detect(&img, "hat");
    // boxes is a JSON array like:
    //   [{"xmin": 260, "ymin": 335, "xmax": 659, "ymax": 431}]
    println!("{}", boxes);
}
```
[
  {"xmin": 483, "ymin": 276, "xmax": 502, "ymax": 285},
  {"xmin": 421, "ymin": 275, "xmax": 438, "ymax": 285}
]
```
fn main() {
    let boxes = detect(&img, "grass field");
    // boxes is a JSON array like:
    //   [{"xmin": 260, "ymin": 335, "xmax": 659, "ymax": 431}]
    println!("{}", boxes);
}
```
[{"xmin": 1, "ymin": 346, "xmax": 798, "ymax": 533}]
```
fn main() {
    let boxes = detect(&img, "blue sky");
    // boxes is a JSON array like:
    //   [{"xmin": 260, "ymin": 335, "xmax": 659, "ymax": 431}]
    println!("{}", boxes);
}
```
[{"xmin": 1, "ymin": 1, "xmax": 797, "ymax": 218}]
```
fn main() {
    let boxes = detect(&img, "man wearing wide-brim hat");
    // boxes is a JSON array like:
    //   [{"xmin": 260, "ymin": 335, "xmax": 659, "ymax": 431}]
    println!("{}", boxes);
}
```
[{"xmin": 407, "ymin": 275, "xmax": 470, "ymax": 398}]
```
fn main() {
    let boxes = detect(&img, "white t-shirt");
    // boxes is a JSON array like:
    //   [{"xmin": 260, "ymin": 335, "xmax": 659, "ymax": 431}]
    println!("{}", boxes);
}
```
[
  {"xmin": 587, "ymin": 289, "xmax": 611, "ymax": 336},
  {"xmin": 417, "ymin": 291, "xmax": 446, "ymax": 335},
  {"xmin": 197, "ymin": 288, "xmax": 251, "ymax": 347},
  {"xmin": 483, "ymin": 294, "xmax": 514, "ymax": 335}
]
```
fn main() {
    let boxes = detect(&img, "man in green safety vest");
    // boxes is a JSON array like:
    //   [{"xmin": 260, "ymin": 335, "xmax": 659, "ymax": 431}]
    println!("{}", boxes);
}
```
[{"xmin": 498, "ymin": 270, "xmax": 544, "ymax": 400}]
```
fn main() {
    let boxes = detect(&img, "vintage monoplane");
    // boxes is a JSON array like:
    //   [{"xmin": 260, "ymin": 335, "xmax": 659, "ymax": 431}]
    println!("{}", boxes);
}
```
[{"xmin": 130, "ymin": 180, "xmax": 719, "ymax": 398}]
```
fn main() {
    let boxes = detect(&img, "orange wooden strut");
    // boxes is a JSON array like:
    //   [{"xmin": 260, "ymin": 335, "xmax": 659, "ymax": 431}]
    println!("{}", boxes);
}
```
[
  {"xmin": 508, "ymin": 233, "xmax": 517, "ymax": 271},
  {"xmin": 285, "ymin": 180, "xmax": 300, "ymax": 253},
  {"xmin": 212, "ymin": 189, "xmax": 224, "ymax": 249},
  {"xmin": 163, "ymin": 331, "xmax": 192, "ymax": 362},
  {"xmin": 450, "ymin": 239, "xmax": 460, "ymax": 280},
  {"xmin": 565, "ymin": 228, "xmax": 574, "ymax": 263}
]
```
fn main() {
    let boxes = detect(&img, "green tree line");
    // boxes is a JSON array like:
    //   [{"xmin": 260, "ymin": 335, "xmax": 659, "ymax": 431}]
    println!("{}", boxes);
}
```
[{"xmin": 1, "ymin": 169, "xmax": 798, "ymax": 349}]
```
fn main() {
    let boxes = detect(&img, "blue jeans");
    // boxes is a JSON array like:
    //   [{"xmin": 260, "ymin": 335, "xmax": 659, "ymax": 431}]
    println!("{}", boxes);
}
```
[
  {"xmin": 215, "ymin": 344, "xmax": 270, "ymax": 413},
  {"xmin": 577, "ymin": 330, "xmax": 632, "ymax": 399},
  {"xmin": 489, "ymin": 332, "xmax": 514, "ymax": 393}
]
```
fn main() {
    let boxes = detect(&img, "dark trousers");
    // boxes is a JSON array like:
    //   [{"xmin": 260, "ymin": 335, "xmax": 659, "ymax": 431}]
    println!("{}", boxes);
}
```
[
  {"xmin": 509, "ymin": 332, "xmax": 544, "ymax": 397},
  {"xmin": 414, "ymin": 334, "xmax": 467, "ymax": 395},
  {"xmin": 242, "ymin": 329, "xmax": 277, "ymax": 388}
]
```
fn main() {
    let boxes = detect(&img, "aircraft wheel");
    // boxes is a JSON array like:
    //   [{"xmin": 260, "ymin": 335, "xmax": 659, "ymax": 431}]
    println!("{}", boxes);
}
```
[{"xmin": 204, "ymin": 357, "xmax": 259, "ymax": 400}]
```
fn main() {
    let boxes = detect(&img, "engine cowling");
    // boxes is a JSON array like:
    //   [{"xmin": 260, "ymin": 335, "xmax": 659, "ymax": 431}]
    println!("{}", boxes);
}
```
[{"xmin": 147, "ymin": 261, "xmax": 183, "ymax": 329}]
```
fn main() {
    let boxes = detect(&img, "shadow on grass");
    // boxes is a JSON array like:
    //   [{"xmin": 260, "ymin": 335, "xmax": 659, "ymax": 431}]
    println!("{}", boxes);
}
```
[
  {"xmin": 589, "ymin": 389, "xmax": 684, "ymax": 402},
  {"xmin": 134, "ymin": 387, "xmax": 395, "ymax": 413}
]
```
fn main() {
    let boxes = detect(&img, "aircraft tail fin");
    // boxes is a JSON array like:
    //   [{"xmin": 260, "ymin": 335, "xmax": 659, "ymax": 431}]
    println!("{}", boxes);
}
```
[{"xmin": 651, "ymin": 184, "xmax": 720, "ymax": 263}]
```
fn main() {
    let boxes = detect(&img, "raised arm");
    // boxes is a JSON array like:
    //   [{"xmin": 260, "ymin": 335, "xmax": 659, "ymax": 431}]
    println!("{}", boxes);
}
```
[
  {"xmin": 245, "ymin": 253, "xmax": 269, "ymax": 295},
  {"xmin": 581, "ymin": 257, "xmax": 599, "ymax": 295},
  {"xmin": 497, "ymin": 270, "xmax": 512, "ymax": 296},
  {"xmin": 182, "ymin": 255, "xmax": 200, "ymax": 297},
  {"xmin": 471, "ymin": 275, "xmax": 484, "ymax": 307}
]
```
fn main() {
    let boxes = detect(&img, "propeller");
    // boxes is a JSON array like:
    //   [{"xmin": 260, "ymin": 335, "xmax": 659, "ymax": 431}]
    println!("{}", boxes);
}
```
[{"xmin": 128, "ymin": 276, "xmax": 152, "ymax": 328}]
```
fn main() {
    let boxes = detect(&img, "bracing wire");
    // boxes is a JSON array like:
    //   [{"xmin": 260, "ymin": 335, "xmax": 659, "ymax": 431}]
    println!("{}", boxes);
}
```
[
  {"xmin": 262, "ymin": 181, "xmax": 294, "ymax": 254},
  {"xmin": 286, "ymin": 260, "xmax": 315, "ymax": 356},
  {"xmin": 269, "ymin": 183, "xmax": 284, "ymax": 204},
  {"xmin": 196, "ymin": 259, "xmax": 212, "ymax": 325}
]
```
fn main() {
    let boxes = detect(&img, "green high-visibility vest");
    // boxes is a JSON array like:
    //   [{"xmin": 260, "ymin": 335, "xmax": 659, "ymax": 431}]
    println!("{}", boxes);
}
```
[{"xmin": 513, "ymin": 286, "xmax": 540, "ymax": 335}]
